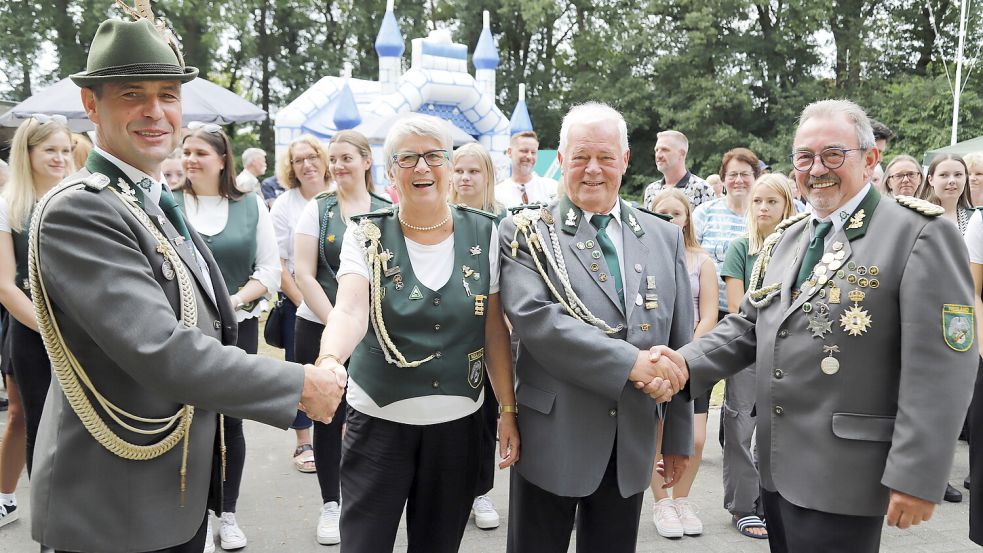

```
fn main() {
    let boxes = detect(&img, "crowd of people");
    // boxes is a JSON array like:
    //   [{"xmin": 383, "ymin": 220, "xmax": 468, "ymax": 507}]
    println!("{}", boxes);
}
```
[{"xmin": 1, "ymin": 10, "xmax": 983, "ymax": 553}]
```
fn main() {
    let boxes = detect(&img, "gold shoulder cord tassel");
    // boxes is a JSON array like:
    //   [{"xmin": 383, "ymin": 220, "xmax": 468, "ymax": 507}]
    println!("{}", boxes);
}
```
[{"xmin": 29, "ymin": 184, "xmax": 198, "ymax": 502}]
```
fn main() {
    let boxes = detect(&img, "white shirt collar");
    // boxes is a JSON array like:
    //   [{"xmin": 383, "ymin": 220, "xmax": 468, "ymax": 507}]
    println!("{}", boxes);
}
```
[
  {"xmin": 809, "ymin": 182, "xmax": 871, "ymax": 235},
  {"xmin": 94, "ymin": 146, "xmax": 163, "ymax": 205},
  {"xmin": 583, "ymin": 198, "xmax": 623, "ymax": 229}
]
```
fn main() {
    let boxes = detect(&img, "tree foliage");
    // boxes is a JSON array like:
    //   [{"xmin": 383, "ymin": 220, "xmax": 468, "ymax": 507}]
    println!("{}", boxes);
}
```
[{"xmin": 2, "ymin": 0, "xmax": 982, "ymax": 193}]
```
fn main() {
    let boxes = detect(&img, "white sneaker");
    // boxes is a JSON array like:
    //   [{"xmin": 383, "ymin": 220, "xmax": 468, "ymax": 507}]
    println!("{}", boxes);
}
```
[
  {"xmin": 202, "ymin": 516, "xmax": 215, "ymax": 553},
  {"xmin": 316, "ymin": 501, "xmax": 341, "ymax": 545},
  {"xmin": 652, "ymin": 498, "xmax": 684, "ymax": 538},
  {"xmin": 471, "ymin": 495, "xmax": 500, "ymax": 529},
  {"xmin": 673, "ymin": 498, "xmax": 703, "ymax": 536},
  {"xmin": 219, "ymin": 512, "xmax": 247, "ymax": 550},
  {"xmin": 0, "ymin": 503, "xmax": 18, "ymax": 529}
]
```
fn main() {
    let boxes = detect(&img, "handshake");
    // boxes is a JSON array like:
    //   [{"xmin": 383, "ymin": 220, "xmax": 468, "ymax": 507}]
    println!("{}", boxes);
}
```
[
  {"xmin": 298, "ymin": 360, "xmax": 348, "ymax": 424},
  {"xmin": 629, "ymin": 346, "xmax": 688, "ymax": 403}
]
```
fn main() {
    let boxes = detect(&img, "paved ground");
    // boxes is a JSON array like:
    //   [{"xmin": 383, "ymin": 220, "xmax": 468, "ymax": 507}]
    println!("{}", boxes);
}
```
[{"xmin": 0, "ymin": 407, "xmax": 977, "ymax": 552}]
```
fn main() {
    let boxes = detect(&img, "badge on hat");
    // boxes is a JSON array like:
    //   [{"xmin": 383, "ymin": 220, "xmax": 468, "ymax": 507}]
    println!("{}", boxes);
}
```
[{"xmin": 943, "ymin": 304, "xmax": 975, "ymax": 352}]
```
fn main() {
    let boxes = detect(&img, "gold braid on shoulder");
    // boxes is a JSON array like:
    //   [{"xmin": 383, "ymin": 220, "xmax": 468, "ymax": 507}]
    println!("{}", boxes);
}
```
[
  {"xmin": 509, "ymin": 208, "xmax": 623, "ymax": 334},
  {"xmin": 29, "ymin": 182, "xmax": 197, "ymax": 501},
  {"xmin": 746, "ymin": 211, "xmax": 810, "ymax": 308},
  {"xmin": 357, "ymin": 217, "xmax": 435, "ymax": 368}
]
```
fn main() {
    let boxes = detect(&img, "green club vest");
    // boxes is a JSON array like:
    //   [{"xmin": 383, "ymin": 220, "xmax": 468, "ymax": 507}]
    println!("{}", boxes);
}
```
[
  {"xmin": 11, "ymin": 205, "xmax": 34, "ymax": 294},
  {"xmin": 173, "ymin": 192, "xmax": 257, "ymax": 297},
  {"xmin": 349, "ymin": 204, "xmax": 494, "ymax": 407},
  {"xmin": 314, "ymin": 191, "xmax": 391, "ymax": 304}
]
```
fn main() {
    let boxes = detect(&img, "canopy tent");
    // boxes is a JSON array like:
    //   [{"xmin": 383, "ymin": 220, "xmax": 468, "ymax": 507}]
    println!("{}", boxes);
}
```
[
  {"xmin": 923, "ymin": 135, "xmax": 983, "ymax": 166},
  {"xmin": 0, "ymin": 77, "xmax": 267, "ymax": 132}
]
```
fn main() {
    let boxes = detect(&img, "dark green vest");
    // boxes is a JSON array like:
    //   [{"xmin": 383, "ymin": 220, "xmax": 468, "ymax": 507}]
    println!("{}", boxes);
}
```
[
  {"xmin": 314, "ymin": 191, "xmax": 391, "ymax": 304},
  {"xmin": 173, "ymin": 192, "xmax": 257, "ymax": 296},
  {"xmin": 11, "ymin": 205, "xmax": 34, "ymax": 294},
  {"xmin": 349, "ymin": 204, "xmax": 494, "ymax": 407}
]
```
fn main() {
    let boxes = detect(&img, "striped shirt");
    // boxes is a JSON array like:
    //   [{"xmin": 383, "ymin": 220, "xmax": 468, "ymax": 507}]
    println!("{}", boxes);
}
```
[{"xmin": 693, "ymin": 197, "xmax": 748, "ymax": 311}]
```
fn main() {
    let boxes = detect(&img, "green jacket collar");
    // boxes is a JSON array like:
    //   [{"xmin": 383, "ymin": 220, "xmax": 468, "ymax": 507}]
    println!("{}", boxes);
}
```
[
  {"xmin": 558, "ymin": 195, "xmax": 645, "ymax": 238},
  {"xmin": 843, "ymin": 186, "xmax": 880, "ymax": 241}
]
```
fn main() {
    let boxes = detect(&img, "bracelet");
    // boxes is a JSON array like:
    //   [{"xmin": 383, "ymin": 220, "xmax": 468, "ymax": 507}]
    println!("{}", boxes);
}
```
[
  {"xmin": 315, "ymin": 353, "xmax": 343, "ymax": 367},
  {"xmin": 498, "ymin": 405, "xmax": 518, "ymax": 415}
]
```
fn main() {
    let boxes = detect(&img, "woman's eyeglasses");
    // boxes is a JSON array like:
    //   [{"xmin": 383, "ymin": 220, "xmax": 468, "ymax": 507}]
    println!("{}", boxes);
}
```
[{"xmin": 392, "ymin": 150, "xmax": 449, "ymax": 168}]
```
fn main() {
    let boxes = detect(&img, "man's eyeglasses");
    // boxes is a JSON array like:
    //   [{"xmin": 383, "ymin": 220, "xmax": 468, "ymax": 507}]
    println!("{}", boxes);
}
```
[
  {"xmin": 32, "ymin": 113, "xmax": 68, "ymax": 126},
  {"xmin": 291, "ymin": 154, "xmax": 321, "ymax": 167},
  {"xmin": 188, "ymin": 121, "xmax": 222, "ymax": 134},
  {"xmin": 790, "ymin": 147, "xmax": 864, "ymax": 172},
  {"xmin": 887, "ymin": 171, "xmax": 922, "ymax": 183},
  {"xmin": 392, "ymin": 150, "xmax": 449, "ymax": 169},
  {"xmin": 724, "ymin": 171, "xmax": 754, "ymax": 180}
]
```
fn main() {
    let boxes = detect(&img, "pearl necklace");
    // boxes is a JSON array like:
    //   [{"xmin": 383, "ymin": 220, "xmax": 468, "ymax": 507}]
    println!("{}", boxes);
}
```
[{"xmin": 398, "ymin": 210, "xmax": 450, "ymax": 231}]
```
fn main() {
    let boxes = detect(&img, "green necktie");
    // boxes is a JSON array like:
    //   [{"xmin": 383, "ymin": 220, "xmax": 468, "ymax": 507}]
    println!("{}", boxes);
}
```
[
  {"xmin": 590, "ymin": 213, "xmax": 624, "ymax": 309},
  {"xmin": 149, "ymin": 179, "xmax": 193, "ymax": 243},
  {"xmin": 795, "ymin": 220, "xmax": 833, "ymax": 288}
]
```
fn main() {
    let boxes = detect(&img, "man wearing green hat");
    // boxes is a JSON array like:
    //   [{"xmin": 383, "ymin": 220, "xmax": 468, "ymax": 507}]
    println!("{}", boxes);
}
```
[{"xmin": 29, "ymin": 16, "xmax": 347, "ymax": 553}]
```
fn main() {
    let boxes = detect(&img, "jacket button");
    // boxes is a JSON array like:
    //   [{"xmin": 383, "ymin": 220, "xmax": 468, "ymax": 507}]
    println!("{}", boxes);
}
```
[
  {"xmin": 778, "ymin": 329, "xmax": 789, "ymax": 338},
  {"xmin": 435, "ymin": 351, "xmax": 443, "ymax": 359},
  {"xmin": 608, "ymin": 408, "xmax": 617, "ymax": 417},
  {"xmin": 774, "ymin": 369, "xmax": 784, "ymax": 379},
  {"xmin": 213, "ymin": 320, "xmax": 221, "ymax": 330},
  {"xmin": 434, "ymin": 324, "xmax": 441, "ymax": 331},
  {"xmin": 774, "ymin": 405, "xmax": 784, "ymax": 416},
  {"xmin": 432, "ymin": 380, "xmax": 440, "ymax": 389},
  {"xmin": 433, "ymin": 297, "xmax": 441, "ymax": 306}
]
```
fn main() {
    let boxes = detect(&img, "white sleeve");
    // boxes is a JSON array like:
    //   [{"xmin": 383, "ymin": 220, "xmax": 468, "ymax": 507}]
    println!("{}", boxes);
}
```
[
  {"xmin": 295, "ymin": 199, "xmax": 321, "ymax": 237},
  {"xmin": 269, "ymin": 193, "xmax": 291, "ymax": 260},
  {"xmin": 0, "ymin": 197, "xmax": 10, "ymax": 233},
  {"xmin": 250, "ymin": 193, "xmax": 281, "ymax": 295},
  {"xmin": 336, "ymin": 223, "xmax": 370, "ymax": 281},
  {"xmin": 488, "ymin": 225, "xmax": 500, "ymax": 294},
  {"xmin": 965, "ymin": 210, "xmax": 983, "ymax": 264}
]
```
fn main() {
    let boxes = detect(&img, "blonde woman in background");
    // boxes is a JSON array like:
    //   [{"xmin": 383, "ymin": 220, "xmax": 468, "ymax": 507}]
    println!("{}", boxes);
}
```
[
  {"xmin": 717, "ymin": 173, "xmax": 796, "ymax": 539},
  {"xmin": 161, "ymin": 148, "xmax": 185, "ymax": 191},
  {"xmin": 270, "ymin": 135, "xmax": 331, "ymax": 472},
  {"xmin": 964, "ymin": 152, "xmax": 983, "ymax": 207},
  {"xmin": 0, "ymin": 115, "xmax": 73, "ymax": 527},
  {"xmin": 882, "ymin": 155, "xmax": 923, "ymax": 198},
  {"xmin": 647, "ymin": 188, "xmax": 718, "ymax": 539},
  {"xmin": 71, "ymin": 133, "xmax": 92, "ymax": 172}
]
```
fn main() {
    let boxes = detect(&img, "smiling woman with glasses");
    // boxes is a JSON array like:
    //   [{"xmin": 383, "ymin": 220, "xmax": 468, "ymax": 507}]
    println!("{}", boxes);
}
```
[
  {"xmin": 312, "ymin": 114, "xmax": 519, "ymax": 552},
  {"xmin": 270, "ymin": 134, "xmax": 331, "ymax": 475},
  {"xmin": 882, "ymin": 154, "xmax": 923, "ymax": 198}
]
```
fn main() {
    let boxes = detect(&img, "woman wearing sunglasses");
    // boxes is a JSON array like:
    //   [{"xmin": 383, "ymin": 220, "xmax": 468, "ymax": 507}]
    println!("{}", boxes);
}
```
[
  {"xmin": 314, "ymin": 115, "xmax": 519, "ymax": 552},
  {"xmin": 292, "ymin": 130, "xmax": 391, "ymax": 545},
  {"xmin": 0, "ymin": 114, "xmax": 73, "ymax": 526},
  {"xmin": 175, "ymin": 122, "xmax": 280, "ymax": 552}
]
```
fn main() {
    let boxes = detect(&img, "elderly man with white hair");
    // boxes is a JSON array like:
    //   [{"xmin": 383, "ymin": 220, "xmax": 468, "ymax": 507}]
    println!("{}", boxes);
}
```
[
  {"xmin": 236, "ymin": 147, "xmax": 267, "ymax": 193},
  {"xmin": 500, "ymin": 102, "xmax": 694, "ymax": 553}
]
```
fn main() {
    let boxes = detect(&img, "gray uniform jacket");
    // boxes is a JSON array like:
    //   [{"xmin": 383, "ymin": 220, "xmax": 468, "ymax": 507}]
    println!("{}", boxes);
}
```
[
  {"xmin": 500, "ymin": 196, "xmax": 694, "ymax": 499},
  {"xmin": 30, "ymin": 166, "xmax": 305, "ymax": 552},
  {"xmin": 680, "ymin": 190, "xmax": 979, "ymax": 517}
]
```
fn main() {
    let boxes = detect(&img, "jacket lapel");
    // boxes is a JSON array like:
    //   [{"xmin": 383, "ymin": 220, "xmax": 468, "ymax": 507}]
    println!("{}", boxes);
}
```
[
  {"xmin": 143, "ymin": 188, "xmax": 217, "ymax": 307},
  {"xmin": 557, "ymin": 196, "xmax": 623, "ymax": 314},
  {"xmin": 619, "ymin": 201, "xmax": 647, "ymax": 320}
]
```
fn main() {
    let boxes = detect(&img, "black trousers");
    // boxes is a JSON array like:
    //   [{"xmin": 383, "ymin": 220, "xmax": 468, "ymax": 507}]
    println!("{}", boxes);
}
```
[
  {"xmin": 475, "ymin": 376, "xmax": 499, "ymax": 496},
  {"xmin": 57, "ymin": 513, "xmax": 208, "ymax": 553},
  {"xmin": 969, "ymin": 357, "xmax": 983, "ymax": 544},
  {"xmin": 506, "ymin": 446, "xmax": 643, "ymax": 553},
  {"xmin": 340, "ymin": 406, "xmax": 481, "ymax": 553},
  {"xmin": 9, "ymin": 318, "xmax": 51, "ymax": 475},
  {"xmin": 218, "ymin": 317, "xmax": 258, "ymax": 513},
  {"xmin": 294, "ymin": 316, "xmax": 345, "ymax": 504},
  {"xmin": 760, "ymin": 488, "xmax": 883, "ymax": 553}
]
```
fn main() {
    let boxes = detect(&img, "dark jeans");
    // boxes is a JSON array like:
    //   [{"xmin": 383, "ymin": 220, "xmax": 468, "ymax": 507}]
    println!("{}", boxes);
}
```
[
  {"xmin": 9, "ymin": 318, "xmax": 51, "ymax": 475},
  {"xmin": 294, "ymin": 316, "xmax": 345, "ymax": 504},
  {"xmin": 475, "ymin": 377, "xmax": 498, "ymax": 496},
  {"xmin": 219, "ymin": 316, "xmax": 258, "ymax": 513},
  {"xmin": 278, "ymin": 295, "xmax": 311, "ymax": 430}
]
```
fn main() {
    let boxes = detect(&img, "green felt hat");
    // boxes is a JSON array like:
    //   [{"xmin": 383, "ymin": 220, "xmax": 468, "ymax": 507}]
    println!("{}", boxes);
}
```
[{"xmin": 70, "ymin": 18, "xmax": 198, "ymax": 86}]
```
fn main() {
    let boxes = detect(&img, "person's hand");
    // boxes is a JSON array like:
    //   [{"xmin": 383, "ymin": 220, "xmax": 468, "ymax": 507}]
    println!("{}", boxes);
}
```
[
  {"xmin": 655, "ymin": 454, "xmax": 690, "ymax": 489},
  {"xmin": 299, "ymin": 363, "xmax": 346, "ymax": 424},
  {"xmin": 497, "ymin": 413, "xmax": 520, "ymax": 468},
  {"xmin": 886, "ymin": 490, "xmax": 935, "ymax": 529},
  {"xmin": 634, "ymin": 376, "xmax": 673, "ymax": 402},
  {"xmin": 629, "ymin": 349, "xmax": 684, "ymax": 394},
  {"xmin": 649, "ymin": 346, "xmax": 688, "ymax": 391}
]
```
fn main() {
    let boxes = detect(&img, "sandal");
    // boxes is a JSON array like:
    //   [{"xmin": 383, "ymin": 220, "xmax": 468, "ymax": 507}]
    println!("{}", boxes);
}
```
[
  {"xmin": 733, "ymin": 514, "xmax": 768, "ymax": 539},
  {"xmin": 293, "ymin": 443, "xmax": 316, "ymax": 473}
]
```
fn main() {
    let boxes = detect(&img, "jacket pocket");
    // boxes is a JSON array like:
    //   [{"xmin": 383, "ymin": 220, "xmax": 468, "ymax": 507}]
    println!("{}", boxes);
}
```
[
  {"xmin": 831, "ymin": 413, "xmax": 895, "ymax": 442},
  {"xmin": 516, "ymin": 383, "xmax": 556, "ymax": 415}
]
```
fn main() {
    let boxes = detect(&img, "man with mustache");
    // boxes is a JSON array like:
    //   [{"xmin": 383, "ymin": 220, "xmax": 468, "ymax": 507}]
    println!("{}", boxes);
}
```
[
  {"xmin": 28, "ymin": 14, "xmax": 345, "ymax": 553},
  {"xmin": 659, "ymin": 99, "xmax": 978, "ymax": 553}
]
